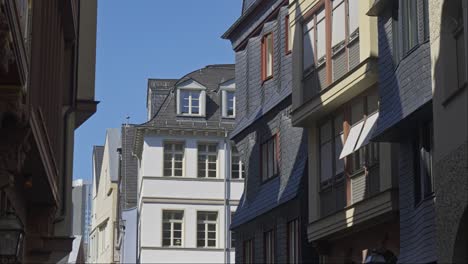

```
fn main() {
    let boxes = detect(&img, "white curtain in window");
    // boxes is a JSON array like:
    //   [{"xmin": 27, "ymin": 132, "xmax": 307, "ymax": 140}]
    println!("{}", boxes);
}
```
[
  {"xmin": 332, "ymin": 0, "xmax": 346, "ymax": 47},
  {"xmin": 348, "ymin": 0, "xmax": 359, "ymax": 35},
  {"xmin": 303, "ymin": 21, "xmax": 315, "ymax": 70}
]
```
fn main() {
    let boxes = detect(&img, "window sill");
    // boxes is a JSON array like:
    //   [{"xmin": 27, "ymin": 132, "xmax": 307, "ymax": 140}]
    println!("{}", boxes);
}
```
[
  {"xmin": 177, "ymin": 114, "xmax": 206, "ymax": 118},
  {"xmin": 442, "ymin": 82, "xmax": 468, "ymax": 107},
  {"xmin": 222, "ymin": 116, "xmax": 236, "ymax": 119},
  {"xmin": 414, "ymin": 192, "xmax": 435, "ymax": 209},
  {"xmin": 262, "ymin": 75, "xmax": 274, "ymax": 85},
  {"xmin": 261, "ymin": 174, "xmax": 279, "ymax": 185}
]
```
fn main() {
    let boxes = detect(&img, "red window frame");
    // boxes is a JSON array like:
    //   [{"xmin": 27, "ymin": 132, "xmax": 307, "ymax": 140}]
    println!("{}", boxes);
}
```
[
  {"xmin": 285, "ymin": 15, "xmax": 291, "ymax": 54},
  {"xmin": 261, "ymin": 33, "xmax": 274, "ymax": 82}
]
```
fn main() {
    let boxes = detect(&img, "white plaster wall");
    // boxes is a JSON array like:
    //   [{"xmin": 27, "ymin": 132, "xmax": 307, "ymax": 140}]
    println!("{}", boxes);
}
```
[
  {"xmin": 121, "ymin": 208, "xmax": 137, "ymax": 263},
  {"xmin": 138, "ymin": 134, "xmax": 243, "ymax": 263}
]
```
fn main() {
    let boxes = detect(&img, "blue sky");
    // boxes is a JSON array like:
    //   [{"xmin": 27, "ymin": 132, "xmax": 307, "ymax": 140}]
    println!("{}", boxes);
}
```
[{"xmin": 73, "ymin": 0, "xmax": 242, "ymax": 181}]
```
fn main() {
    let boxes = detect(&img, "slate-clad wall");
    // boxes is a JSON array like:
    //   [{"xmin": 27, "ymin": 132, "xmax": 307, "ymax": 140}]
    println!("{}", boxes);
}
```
[
  {"xmin": 231, "ymin": 4, "xmax": 312, "ymax": 263},
  {"xmin": 120, "ymin": 125, "xmax": 138, "ymax": 209},
  {"xmin": 376, "ymin": 1, "xmax": 436, "ymax": 262},
  {"xmin": 375, "ymin": 0, "xmax": 432, "ymax": 138},
  {"xmin": 397, "ymin": 141, "xmax": 437, "ymax": 263}
]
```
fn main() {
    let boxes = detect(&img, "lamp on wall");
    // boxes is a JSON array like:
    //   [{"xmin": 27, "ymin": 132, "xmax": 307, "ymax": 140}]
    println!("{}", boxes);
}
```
[{"xmin": 0, "ymin": 212, "xmax": 24, "ymax": 262}]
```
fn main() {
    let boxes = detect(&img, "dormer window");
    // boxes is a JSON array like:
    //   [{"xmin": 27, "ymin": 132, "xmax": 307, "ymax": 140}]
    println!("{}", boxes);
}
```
[
  {"xmin": 220, "ymin": 79, "xmax": 236, "ymax": 118},
  {"xmin": 181, "ymin": 90, "xmax": 200, "ymax": 115},
  {"xmin": 176, "ymin": 79, "xmax": 206, "ymax": 116}
]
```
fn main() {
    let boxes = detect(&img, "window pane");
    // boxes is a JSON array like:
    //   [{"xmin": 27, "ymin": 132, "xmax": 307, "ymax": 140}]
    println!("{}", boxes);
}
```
[
  {"xmin": 268, "ymin": 140, "xmax": 274, "ymax": 178},
  {"xmin": 320, "ymin": 121, "xmax": 332, "ymax": 144},
  {"xmin": 320, "ymin": 141, "xmax": 333, "ymax": 182},
  {"xmin": 335, "ymin": 134, "xmax": 344, "ymax": 175},
  {"xmin": 267, "ymin": 34, "xmax": 273, "ymax": 77},
  {"xmin": 348, "ymin": 0, "xmax": 359, "ymax": 34},
  {"xmin": 332, "ymin": 1, "xmax": 346, "ymax": 48},
  {"xmin": 351, "ymin": 99, "xmax": 364, "ymax": 124},
  {"xmin": 367, "ymin": 93, "xmax": 379, "ymax": 114},
  {"xmin": 262, "ymin": 144, "xmax": 268, "ymax": 180},
  {"xmin": 303, "ymin": 20, "xmax": 315, "ymax": 70},
  {"xmin": 317, "ymin": 11, "xmax": 326, "ymax": 61},
  {"xmin": 208, "ymin": 240, "xmax": 216, "ymax": 247}
]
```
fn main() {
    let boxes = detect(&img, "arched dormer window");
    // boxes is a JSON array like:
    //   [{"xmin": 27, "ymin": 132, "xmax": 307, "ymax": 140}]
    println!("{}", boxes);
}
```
[{"xmin": 176, "ymin": 79, "xmax": 207, "ymax": 117}]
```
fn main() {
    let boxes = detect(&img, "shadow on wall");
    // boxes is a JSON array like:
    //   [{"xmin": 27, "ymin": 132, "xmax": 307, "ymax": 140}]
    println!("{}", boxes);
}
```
[{"xmin": 434, "ymin": 0, "xmax": 468, "ymax": 263}]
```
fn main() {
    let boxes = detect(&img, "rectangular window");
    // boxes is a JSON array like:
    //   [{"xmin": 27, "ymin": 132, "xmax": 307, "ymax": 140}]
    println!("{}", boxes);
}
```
[
  {"xmin": 455, "ymin": 26, "xmax": 466, "ymax": 88},
  {"xmin": 162, "ymin": 210, "xmax": 184, "ymax": 247},
  {"xmin": 244, "ymin": 239, "xmax": 254, "ymax": 264},
  {"xmin": 287, "ymin": 219, "xmax": 300, "ymax": 264},
  {"xmin": 180, "ymin": 90, "xmax": 201, "ymax": 115},
  {"xmin": 414, "ymin": 121, "xmax": 433, "ymax": 205},
  {"xmin": 264, "ymin": 230, "xmax": 275, "ymax": 264},
  {"xmin": 262, "ymin": 33, "xmax": 274, "ymax": 80},
  {"xmin": 226, "ymin": 91, "xmax": 236, "ymax": 117},
  {"xmin": 197, "ymin": 211, "xmax": 218, "ymax": 248},
  {"xmin": 286, "ymin": 15, "xmax": 292, "ymax": 53},
  {"xmin": 402, "ymin": 0, "xmax": 418, "ymax": 53},
  {"xmin": 261, "ymin": 135, "xmax": 279, "ymax": 181},
  {"xmin": 423, "ymin": 0, "xmax": 430, "ymax": 40},
  {"xmin": 231, "ymin": 212, "xmax": 236, "ymax": 248},
  {"xmin": 163, "ymin": 142, "xmax": 184, "ymax": 177},
  {"xmin": 198, "ymin": 143, "xmax": 218, "ymax": 178},
  {"xmin": 231, "ymin": 147, "xmax": 245, "ymax": 179},
  {"xmin": 392, "ymin": 14, "xmax": 401, "ymax": 65}
]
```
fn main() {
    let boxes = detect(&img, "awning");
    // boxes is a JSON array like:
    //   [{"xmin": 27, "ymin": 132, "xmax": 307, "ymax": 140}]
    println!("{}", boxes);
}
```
[
  {"xmin": 340, "ymin": 120, "xmax": 364, "ymax": 159},
  {"xmin": 355, "ymin": 112, "xmax": 379, "ymax": 150},
  {"xmin": 339, "ymin": 112, "xmax": 379, "ymax": 159}
]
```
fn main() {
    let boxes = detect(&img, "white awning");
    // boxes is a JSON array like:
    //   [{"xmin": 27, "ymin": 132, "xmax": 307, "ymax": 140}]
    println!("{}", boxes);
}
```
[
  {"xmin": 339, "ymin": 120, "xmax": 364, "ymax": 159},
  {"xmin": 354, "ymin": 112, "xmax": 379, "ymax": 151}
]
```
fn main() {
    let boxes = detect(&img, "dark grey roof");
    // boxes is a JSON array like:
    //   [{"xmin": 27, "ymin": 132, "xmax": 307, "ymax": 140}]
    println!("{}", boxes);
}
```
[
  {"xmin": 134, "ymin": 65, "xmax": 236, "ymax": 155},
  {"xmin": 231, "ymin": 148, "xmax": 307, "ymax": 229},
  {"xmin": 230, "ymin": 88, "xmax": 291, "ymax": 139},
  {"xmin": 242, "ymin": 0, "xmax": 258, "ymax": 13},
  {"xmin": 92, "ymin": 145, "xmax": 104, "ymax": 190},
  {"xmin": 147, "ymin": 79, "xmax": 178, "ymax": 119},
  {"xmin": 120, "ymin": 125, "xmax": 138, "ymax": 209}
]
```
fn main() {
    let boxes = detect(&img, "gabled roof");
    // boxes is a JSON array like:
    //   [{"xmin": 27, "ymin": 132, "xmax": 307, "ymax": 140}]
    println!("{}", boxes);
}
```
[
  {"xmin": 105, "ymin": 128, "xmax": 121, "ymax": 183},
  {"xmin": 92, "ymin": 145, "xmax": 104, "ymax": 191}
]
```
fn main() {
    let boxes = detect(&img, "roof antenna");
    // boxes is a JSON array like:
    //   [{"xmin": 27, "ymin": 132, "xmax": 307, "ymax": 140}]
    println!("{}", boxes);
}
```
[{"xmin": 125, "ymin": 115, "xmax": 130, "ymax": 126}]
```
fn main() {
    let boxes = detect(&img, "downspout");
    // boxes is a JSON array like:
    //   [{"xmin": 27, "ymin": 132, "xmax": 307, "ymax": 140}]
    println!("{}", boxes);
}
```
[{"xmin": 223, "ymin": 129, "xmax": 230, "ymax": 264}]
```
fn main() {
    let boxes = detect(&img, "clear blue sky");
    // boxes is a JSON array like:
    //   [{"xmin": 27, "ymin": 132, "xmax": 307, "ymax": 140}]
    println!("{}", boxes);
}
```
[{"xmin": 73, "ymin": 0, "xmax": 242, "ymax": 181}]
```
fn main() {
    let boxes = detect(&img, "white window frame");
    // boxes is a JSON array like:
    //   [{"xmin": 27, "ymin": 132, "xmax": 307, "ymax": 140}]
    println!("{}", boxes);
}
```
[
  {"xmin": 222, "ymin": 90, "xmax": 236, "ymax": 118},
  {"xmin": 197, "ymin": 211, "xmax": 218, "ymax": 248},
  {"xmin": 231, "ymin": 147, "xmax": 245, "ymax": 179},
  {"xmin": 163, "ymin": 142, "xmax": 185, "ymax": 177},
  {"xmin": 197, "ymin": 143, "xmax": 218, "ymax": 178},
  {"xmin": 162, "ymin": 210, "xmax": 184, "ymax": 247},
  {"xmin": 176, "ymin": 79, "xmax": 207, "ymax": 117}
]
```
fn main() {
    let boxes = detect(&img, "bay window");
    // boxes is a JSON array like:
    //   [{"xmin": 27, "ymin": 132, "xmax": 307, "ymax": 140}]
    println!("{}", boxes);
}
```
[
  {"xmin": 303, "ymin": 0, "xmax": 360, "ymax": 93},
  {"xmin": 319, "ymin": 91, "xmax": 380, "ymax": 214}
]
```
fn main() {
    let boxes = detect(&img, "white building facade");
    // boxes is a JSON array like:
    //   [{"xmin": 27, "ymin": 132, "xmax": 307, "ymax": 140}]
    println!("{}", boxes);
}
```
[{"xmin": 133, "ymin": 65, "xmax": 244, "ymax": 263}]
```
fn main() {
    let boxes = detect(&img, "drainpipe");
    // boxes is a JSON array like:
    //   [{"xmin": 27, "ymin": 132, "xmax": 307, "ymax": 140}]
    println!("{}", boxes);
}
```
[{"xmin": 223, "ymin": 130, "xmax": 230, "ymax": 264}]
